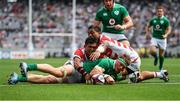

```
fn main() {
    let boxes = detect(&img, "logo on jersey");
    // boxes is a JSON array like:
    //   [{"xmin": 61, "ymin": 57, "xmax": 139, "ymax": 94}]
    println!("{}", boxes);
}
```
[
  {"xmin": 160, "ymin": 20, "xmax": 164, "ymax": 24},
  {"xmin": 156, "ymin": 25, "xmax": 160, "ymax": 29},
  {"xmin": 103, "ymin": 13, "xmax": 107, "ymax": 16},
  {"xmin": 153, "ymin": 20, "xmax": 157, "ymax": 23},
  {"xmin": 114, "ymin": 11, "xmax": 119, "ymax": 15},
  {"xmin": 109, "ymin": 19, "xmax": 115, "ymax": 25}
]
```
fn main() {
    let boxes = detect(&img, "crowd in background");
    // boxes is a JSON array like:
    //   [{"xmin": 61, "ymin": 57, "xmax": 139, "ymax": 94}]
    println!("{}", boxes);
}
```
[{"xmin": 0, "ymin": 0, "xmax": 180, "ymax": 57}]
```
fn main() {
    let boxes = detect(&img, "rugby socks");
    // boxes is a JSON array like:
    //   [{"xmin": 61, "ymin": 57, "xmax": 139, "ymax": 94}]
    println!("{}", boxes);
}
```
[
  {"xmin": 153, "ymin": 72, "xmax": 163, "ymax": 78},
  {"xmin": 152, "ymin": 53, "xmax": 158, "ymax": 66},
  {"xmin": 18, "ymin": 74, "xmax": 27, "ymax": 82},
  {"xmin": 159, "ymin": 56, "xmax": 164, "ymax": 70},
  {"xmin": 77, "ymin": 67, "xmax": 88, "ymax": 77},
  {"xmin": 27, "ymin": 64, "xmax": 38, "ymax": 71}
]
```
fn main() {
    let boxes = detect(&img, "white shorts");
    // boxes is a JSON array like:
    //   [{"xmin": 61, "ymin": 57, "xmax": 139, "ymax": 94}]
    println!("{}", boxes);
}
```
[
  {"xmin": 151, "ymin": 38, "xmax": 167, "ymax": 50},
  {"xmin": 102, "ymin": 32, "xmax": 127, "ymax": 41},
  {"xmin": 62, "ymin": 60, "xmax": 83, "ymax": 83},
  {"xmin": 127, "ymin": 57, "xmax": 141, "ymax": 72}
]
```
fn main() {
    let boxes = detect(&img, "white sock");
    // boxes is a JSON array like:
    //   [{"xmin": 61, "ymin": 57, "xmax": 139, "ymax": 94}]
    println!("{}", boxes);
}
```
[{"xmin": 154, "ymin": 72, "xmax": 163, "ymax": 78}]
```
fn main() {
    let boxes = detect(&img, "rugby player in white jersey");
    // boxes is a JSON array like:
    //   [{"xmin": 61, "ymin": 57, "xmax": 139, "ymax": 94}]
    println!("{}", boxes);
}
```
[{"xmin": 88, "ymin": 26, "xmax": 169, "ymax": 83}]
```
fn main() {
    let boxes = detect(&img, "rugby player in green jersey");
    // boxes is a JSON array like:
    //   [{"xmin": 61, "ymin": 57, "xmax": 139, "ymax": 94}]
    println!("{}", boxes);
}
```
[
  {"xmin": 145, "ymin": 5, "xmax": 171, "ymax": 70},
  {"xmin": 83, "ymin": 57, "xmax": 129, "ymax": 84},
  {"xmin": 93, "ymin": 0, "xmax": 133, "ymax": 46},
  {"xmin": 8, "ymin": 37, "xmax": 99, "ymax": 84}
]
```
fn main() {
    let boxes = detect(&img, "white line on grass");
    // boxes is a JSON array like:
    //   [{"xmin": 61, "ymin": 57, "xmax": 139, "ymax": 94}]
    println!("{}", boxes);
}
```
[{"xmin": 0, "ymin": 82, "xmax": 180, "ymax": 87}]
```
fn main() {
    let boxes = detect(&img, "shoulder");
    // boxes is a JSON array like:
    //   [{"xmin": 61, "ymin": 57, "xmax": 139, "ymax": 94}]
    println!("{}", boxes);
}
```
[
  {"xmin": 74, "ymin": 48, "xmax": 84, "ymax": 56},
  {"xmin": 163, "ymin": 16, "xmax": 170, "ymax": 22},
  {"xmin": 96, "ymin": 6, "xmax": 105, "ymax": 14},
  {"xmin": 114, "ymin": 3, "xmax": 126, "ymax": 9},
  {"xmin": 151, "ymin": 16, "xmax": 157, "ymax": 20},
  {"xmin": 149, "ymin": 16, "xmax": 156, "ymax": 22}
]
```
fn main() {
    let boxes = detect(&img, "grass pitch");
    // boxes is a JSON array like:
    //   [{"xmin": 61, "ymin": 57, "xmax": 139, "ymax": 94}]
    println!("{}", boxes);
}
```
[{"xmin": 0, "ymin": 58, "xmax": 180, "ymax": 100}]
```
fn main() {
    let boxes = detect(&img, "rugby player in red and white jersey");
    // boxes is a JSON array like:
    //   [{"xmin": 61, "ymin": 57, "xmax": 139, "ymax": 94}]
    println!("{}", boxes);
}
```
[
  {"xmin": 8, "ymin": 36, "xmax": 103, "ymax": 84},
  {"xmin": 87, "ymin": 26, "xmax": 169, "ymax": 83}
]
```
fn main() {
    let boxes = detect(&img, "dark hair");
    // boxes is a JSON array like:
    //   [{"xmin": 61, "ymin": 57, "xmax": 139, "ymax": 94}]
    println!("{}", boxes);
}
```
[
  {"xmin": 85, "ymin": 36, "xmax": 98, "ymax": 45},
  {"xmin": 88, "ymin": 25, "xmax": 101, "ymax": 33},
  {"xmin": 103, "ymin": 0, "xmax": 115, "ymax": 3}
]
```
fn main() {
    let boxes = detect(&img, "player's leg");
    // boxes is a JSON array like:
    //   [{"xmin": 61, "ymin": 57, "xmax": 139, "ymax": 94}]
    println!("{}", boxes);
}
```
[
  {"xmin": 159, "ymin": 48, "xmax": 165, "ymax": 70},
  {"xmin": 149, "ymin": 38, "xmax": 158, "ymax": 66},
  {"xmin": 20, "ymin": 63, "xmax": 64, "ymax": 77},
  {"xmin": 158, "ymin": 38, "xmax": 167, "ymax": 70},
  {"xmin": 8, "ymin": 72, "xmax": 63, "ymax": 84},
  {"xmin": 20, "ymin": 62, "xmax": 74, "ymax": 78},
  {"xmin": 8, "ymin": 72, "xmax": 27, "ymax": 85},
  {"xmin": 27, "ymin": 74, "xmax": 63, "ymax": 84},
  {"xmin": 138, "ymin": 70, "xmax": 169, "ymax": 82}
]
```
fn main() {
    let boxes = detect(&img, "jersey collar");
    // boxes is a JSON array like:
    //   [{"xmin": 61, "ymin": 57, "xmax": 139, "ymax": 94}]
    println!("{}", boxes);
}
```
[
  {"xmin": 157, "ymin": 15, "xmax": 164, "ymax": 19},
  {"xmin": 103, "ymin": 3, "xmax": 115, "ymax": 11}
]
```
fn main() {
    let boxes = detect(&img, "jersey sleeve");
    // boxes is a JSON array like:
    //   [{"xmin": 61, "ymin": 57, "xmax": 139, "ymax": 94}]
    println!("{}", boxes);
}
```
[
  {"xmin": 73, "ymin": 49, "xmax": 83, "ymax": 59},
  {"xmin": 149, "ymin": 19, "xmax": 153, "ymax": 26},
  {"xmin": 165, "ymin": 18, "xmax": 170, "ymax": 28},
  {"xmin": 121, "ymin": 6, "xmax": 129, "ymax": 18},
  {"xmin": 95, "ymin": 8, "xmax": 103, "ymax": 21}
]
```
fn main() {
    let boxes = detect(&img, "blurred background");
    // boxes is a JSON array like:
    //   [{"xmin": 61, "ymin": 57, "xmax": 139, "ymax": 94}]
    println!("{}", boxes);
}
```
[{"xmin": 0, "ymin": 0, "xmax": 179, "ymax": 59}]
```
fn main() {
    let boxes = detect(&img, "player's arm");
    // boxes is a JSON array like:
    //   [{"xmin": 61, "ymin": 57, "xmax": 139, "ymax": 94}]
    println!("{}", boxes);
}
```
[
  {"xmin": 163, "ymin": 24, "xmax": 171, "ymax": 38},
  {"xmin": 93, "ymin": 20, "xmax": 101, "ymax": 27},
  {"xmin": 73, "ymin": 49, "xmax": 91, "ymax": 80},
  {"xmin": 145, "ymin": 23, "xmax": 152, "ymax": 39},
  {"xmin": 114, "ymin": 6, "xmax": 133, "ymax": 30},
  {"xmin": 73, "ymin": 57, "xmax": 91, "ymax": 80},
  {"xmin": 90, "ymin": 42, "xmax": 107, "ymax": 61},
  {"xmin": 114, "ymin": 16, "xmax": 133, "ymax": 30},
  {"xmin": 93, "ymin": 10, "xmax": 102, "ymax": 27}
]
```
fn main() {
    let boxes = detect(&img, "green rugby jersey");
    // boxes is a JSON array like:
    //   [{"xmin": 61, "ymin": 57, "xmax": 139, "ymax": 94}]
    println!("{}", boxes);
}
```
[
  {"xmin": 83, "ymin": 58, "xmax": 121, "ymax": 81},
  {"xmin": 95, "ymin": 3, "xmax": 129, "ymax": 34},
  {"xmin": 149, "ymin": 16, "xmax": 170, "ymax": 39}
]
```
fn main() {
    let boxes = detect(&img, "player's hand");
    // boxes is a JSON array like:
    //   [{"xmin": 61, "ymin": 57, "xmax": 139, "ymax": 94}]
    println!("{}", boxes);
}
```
[
  {"xmin": 90, "ymin": 51, "xmax": 101, "ymax": 61},
  {"xmin": 162, "ymin": 34, "xmax": 168, "ymax": 38},
  {"xmin": 85, "ymin": 73, "xmax": 91, "ymax": 80},
  {"xmin": 104, "ymin": 75, "xmax": 115, "ymax": 85},
  {"xmin": 114, "ymin": 25, "xmax": 126, "ymax": 30}
]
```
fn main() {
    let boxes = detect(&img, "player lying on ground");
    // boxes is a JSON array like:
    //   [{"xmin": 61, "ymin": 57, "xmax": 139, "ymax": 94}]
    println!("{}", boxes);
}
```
[
  {"xmin": 87, "ymin": 26, "xmax": 169, "ymax": 83},
  {"xmin": 82, "ymin": 57, "xmax": 129, "ymax": 84},
  {"xmin": 8, "ymin": 37, "xmax": 101, "ymax": 84}
]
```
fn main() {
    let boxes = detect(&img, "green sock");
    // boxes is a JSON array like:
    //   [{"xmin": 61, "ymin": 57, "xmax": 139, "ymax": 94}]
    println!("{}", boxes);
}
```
[
  {"xmin": 152, "ymin": 53, "xmax": 158, "ymax": 59},
  {"xmin": 18, "ymin": 75, "xmax": 27, "ymax": 82},
  {"xmin": 159, "ymin": 56, "xmax": 164, "ymax": 70},
  {"xmin": 27, "ymin": 64, "xmax": 38, "ymax": 71}
]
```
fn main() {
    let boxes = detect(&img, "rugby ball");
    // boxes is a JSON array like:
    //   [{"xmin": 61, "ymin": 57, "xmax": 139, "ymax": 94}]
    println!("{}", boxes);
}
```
[{"xmin": 91, "ymin": 74, "xmax": 105, "ymax": 85}]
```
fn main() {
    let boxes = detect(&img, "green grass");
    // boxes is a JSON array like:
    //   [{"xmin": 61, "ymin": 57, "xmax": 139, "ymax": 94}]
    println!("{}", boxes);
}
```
[{"xmin": 0, "ymin": 58, "xmax": 180, "ymax": 100}]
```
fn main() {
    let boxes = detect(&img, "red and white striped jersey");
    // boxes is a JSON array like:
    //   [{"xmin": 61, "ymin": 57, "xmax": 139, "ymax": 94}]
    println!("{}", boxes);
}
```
[
  {"xmin": 99, "ymin": 35, "xmax": 117, "ymax": 45},
  {"xmin": 74, "ymin": 48, "xmax": 105, "ymax": 62},
  {"xmin": 98, "ymin": 35, "xmax": 139, "ymax": 62},
  {"xmin": 73, "ymin": 48, "xmax": 90, "ymax": 62}
]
